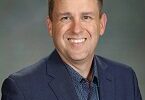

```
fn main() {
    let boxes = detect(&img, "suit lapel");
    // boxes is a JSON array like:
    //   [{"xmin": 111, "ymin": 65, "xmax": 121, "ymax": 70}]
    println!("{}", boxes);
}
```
[
  {"xmin": 96, "ymin": 56, "xmax": 115, "ymax": 100},
  {"xmin": 46, "ymin": 50, "xmax": 79, "ymax": 100},
  {"xmin": 45, "ymin": 51, "xmax": 115, "ymax": 100}
]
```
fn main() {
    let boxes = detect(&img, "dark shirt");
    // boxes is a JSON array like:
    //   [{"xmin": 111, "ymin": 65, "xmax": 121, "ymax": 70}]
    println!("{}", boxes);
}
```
[{"xmin": 65, "ymin": 58, "xmax": 99, "ymax": 100}]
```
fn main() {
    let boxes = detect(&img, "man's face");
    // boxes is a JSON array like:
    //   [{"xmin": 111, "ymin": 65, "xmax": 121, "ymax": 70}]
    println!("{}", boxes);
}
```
[{"xmin": 47, "ymin": 0, "xmax": 107, "ymax": 65}]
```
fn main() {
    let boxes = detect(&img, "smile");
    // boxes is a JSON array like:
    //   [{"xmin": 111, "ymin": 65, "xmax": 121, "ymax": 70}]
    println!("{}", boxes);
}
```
[{"xmin": 68, "ymin": 38, "xmax": 87, "ymax": 44}]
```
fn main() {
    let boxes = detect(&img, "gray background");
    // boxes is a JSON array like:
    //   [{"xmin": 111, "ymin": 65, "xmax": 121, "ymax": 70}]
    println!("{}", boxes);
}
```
[{"xmin": 0, "ymin": 0, "xmax": 145, "ymax": 99}]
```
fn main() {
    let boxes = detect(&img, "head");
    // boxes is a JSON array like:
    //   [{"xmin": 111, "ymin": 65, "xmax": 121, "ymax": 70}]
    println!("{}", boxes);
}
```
[
  {"xmin": 48, "ymin": 0, "xmax": 103, "ymax": 20},
  {"xmin": 47, "ymin": 0, "xmax": 107, "ymax": 67}
]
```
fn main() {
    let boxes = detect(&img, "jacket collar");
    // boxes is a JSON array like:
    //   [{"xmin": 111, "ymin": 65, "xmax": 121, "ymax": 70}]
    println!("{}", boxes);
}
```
[
  {"xmin": 46, "ymin": 50, "xmax": 79, "ymax": 100},
  {"xmin": 95, "ymin": 56, "xmax": 115, "ymax": 100},
  {"xmin": 45, "ymin": 50, "xmax": 115, "ymax": 100}
]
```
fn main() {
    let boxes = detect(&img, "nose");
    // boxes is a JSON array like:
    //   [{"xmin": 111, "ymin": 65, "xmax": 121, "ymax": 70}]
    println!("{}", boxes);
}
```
[{"xmin": 71, "ymin": 19, "xmax": 83, "ymax": 34}]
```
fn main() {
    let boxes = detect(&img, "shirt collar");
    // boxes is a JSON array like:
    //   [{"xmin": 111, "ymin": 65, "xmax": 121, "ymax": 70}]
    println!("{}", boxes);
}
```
[
  {"xmin": 65, "ymin": 56, "xmax": 98, "ymax": 84},
  {"xmin": 66, "ymin": 63, "xmax": 83, "ymax": 83}
]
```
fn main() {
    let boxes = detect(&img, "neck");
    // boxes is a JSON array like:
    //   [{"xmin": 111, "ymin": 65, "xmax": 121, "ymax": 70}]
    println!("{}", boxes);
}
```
[
  {"xmin": 63, "ymin": 56, "xmax": 94, "ymax": 79},
  {"xmin": 57, "ymin": 50, "xmax": 95, "ymax": 79},
  {"xmin": 69, "ymin": 60, "xmax": 92, "ymax": 79}
]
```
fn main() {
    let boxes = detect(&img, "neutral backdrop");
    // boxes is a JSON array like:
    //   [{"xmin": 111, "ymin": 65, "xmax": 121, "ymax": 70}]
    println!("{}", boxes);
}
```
[{"xmin": 0, "ymin": 0, "xmax": 145, "ymax": 99}]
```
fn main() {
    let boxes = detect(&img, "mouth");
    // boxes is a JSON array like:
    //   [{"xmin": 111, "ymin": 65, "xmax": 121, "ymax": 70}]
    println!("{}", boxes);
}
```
[{"xmin": 68, "ymin": 38, "xmax": 87, "ymax": 44}]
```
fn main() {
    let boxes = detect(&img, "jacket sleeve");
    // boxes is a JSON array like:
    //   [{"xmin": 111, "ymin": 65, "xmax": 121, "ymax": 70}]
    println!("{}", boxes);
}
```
[
  {"xmin": 1, "ymin": 77, "xmax": 25, "ymax": 100},
  {"xmin": 131, "ymin": 69, "xmax": 142, "ymax": 100}
]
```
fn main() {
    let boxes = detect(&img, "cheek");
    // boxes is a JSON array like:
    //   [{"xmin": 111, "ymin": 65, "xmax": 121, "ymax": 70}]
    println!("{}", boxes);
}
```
[
  {"xmin": 83, "ymin": 22, "xmax": 100, "ymax": 38},
  {"xmin": 52, "ymin": 23, "xmax": 71, "ymax": 46},
  {"xmin": 51, "ymin": 25, "xmax": 63, "ymax": 40},
  {"xmin": 52, "ymin": 23, "xmax": 70, "ymax": 36}
]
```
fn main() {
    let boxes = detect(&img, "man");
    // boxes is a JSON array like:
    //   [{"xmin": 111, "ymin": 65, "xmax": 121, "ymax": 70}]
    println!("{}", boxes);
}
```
[{"xmin": 1, "ymin": 0, "xmax": 142, "ymax": 100}]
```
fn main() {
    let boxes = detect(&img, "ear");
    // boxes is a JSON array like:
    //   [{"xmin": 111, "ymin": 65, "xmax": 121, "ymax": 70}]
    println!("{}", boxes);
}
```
[
  {"xmin": 99, "ymin": 13, "xmax": 107, "ymax": 36},
  {"xmin": 47, "ymin": 16, "xmax": 53, "ymax": 37}
]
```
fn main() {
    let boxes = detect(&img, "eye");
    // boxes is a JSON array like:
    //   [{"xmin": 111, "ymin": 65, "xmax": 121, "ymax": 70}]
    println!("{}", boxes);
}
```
[
  {"xmin": 82, "ymin": 16, "xmax": 93, "ymax": 21},
  {"xmin": 60, "ymin": 16, "xmax": 71, "ymax": 22}
]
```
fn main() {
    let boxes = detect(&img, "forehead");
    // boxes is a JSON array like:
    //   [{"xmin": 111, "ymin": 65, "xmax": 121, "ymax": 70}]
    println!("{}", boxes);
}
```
[{"xmin": 53, "ymin": 0, "xmax": 99, "ymax": 13}]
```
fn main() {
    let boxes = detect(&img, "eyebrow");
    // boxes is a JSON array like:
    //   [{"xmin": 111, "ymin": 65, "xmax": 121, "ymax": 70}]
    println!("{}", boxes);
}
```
[
  {"xmin": 56, "ymin": 12, "xmax": 71, "ymax": 17},
  {"xmin": 81, "ymin": 12, "xmax": 96, "ymax": 16},
  {"xmin": 56, "ymin": 12, "xmax": 96, "ymax": 17}
]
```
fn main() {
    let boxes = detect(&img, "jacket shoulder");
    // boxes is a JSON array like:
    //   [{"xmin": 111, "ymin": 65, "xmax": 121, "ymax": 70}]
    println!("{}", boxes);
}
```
[
  {"xmin": 95, "ymin": 55, "xmax": 135, "ymax": 76},
  {"xmin": 96, "ymin": 55, "xmax": 132, "ymax": 69},
  {"xmin": 10, "ymin": 57, "xmax": 48, "ymax": 79},
  {"xmin": 2, "ymin": 53, "xmax": 60, "ymax": 100}
]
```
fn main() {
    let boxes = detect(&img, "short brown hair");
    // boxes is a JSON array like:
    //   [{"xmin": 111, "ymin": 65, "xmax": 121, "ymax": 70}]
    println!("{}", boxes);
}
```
[{"xmin": 48, "ymin": 0, "xmax": 103, "ymax": 20}]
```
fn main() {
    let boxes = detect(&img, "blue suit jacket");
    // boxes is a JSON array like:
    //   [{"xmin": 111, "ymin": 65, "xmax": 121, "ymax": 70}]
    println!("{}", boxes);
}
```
[{"xmin": 1, "ymin": 50, "xmax": 142, "ymax": 100}]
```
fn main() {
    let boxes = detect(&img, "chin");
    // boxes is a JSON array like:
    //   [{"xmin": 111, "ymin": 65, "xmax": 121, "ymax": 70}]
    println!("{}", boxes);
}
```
[{"xmin": 69, "ymin": 53, "xmax": 88, "ymax": 61}]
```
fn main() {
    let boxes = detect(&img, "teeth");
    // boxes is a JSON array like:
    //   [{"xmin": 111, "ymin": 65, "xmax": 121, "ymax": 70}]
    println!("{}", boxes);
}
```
[{"xmin": 68, "ymin": 38, "xmax": 86, "ymax": 43}]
